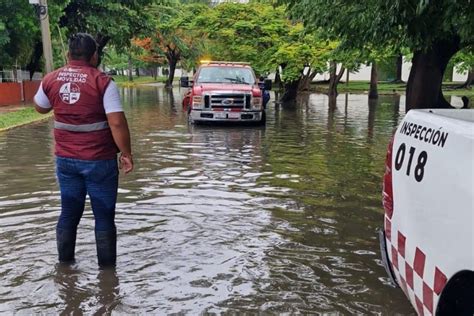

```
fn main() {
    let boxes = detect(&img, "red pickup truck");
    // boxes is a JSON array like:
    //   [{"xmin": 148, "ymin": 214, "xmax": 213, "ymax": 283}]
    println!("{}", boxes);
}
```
[{"xmin": 180, "ymin": 61, "xmax": 270, "ymax": 124}]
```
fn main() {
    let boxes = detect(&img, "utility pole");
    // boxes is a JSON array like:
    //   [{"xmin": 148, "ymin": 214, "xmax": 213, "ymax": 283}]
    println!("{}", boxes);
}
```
[{"xmin": 30, "ymin": 0, "xmax": 54, "ymax": 73}]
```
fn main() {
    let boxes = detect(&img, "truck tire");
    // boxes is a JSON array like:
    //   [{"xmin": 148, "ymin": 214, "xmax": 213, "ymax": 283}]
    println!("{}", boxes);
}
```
[{"xmin": 436, "ymin": 270, "xmax": 474, "ymax": 316}]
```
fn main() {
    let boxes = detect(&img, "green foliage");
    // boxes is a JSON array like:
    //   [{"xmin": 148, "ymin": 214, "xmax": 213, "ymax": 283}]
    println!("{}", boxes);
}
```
[
  {"xmin": 272, "ymin": 25, "xmax": 336, "ymax": 82},
  {"xmin": 58, "ymin": 0, "xmax": 157, "ymax": 49},
  {"xmin": 282, "ymin": 0, "xmax": 474, "ymax": 52},
  {"xmin": 450, "ymin": 49, "xmax": 474, "ymax": 74},
  {"xmin": 195, "ymin": 2, "xmax": 337, "ymax": 83},
  {"xmin": 103, "ymin": 48, "xmax": 130, "ymax": 71},
  {"xmin": 133, "ymin": 2, "xmax": 210, "ymax": 73},
  {"xmin": 0, "ymin": 21, "xmax": 8, "ymax": 47},
  {"xmin": 0, "ymin": 0, "xmax": 160, "ymax": 69},
  {"xmin": 196, "ymin": 2, "xmax": 287, "ymax": 75},
  {"xmin": 0, "ymin": 1, "xmax": 40, "ymax": 67}
]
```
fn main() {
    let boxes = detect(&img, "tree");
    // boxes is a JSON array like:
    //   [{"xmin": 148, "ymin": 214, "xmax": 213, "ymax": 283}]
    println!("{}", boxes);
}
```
[
  {"xmin": 197, "ymin": 2, "xmax": 336, "ymax": 101},
  {"xmin": 195, "ymin": 2, "xmax": 290, "ymax": 76},
  {"xmin": 103, "ymin": 48, "xmax": 129, "ymax": 75},
  {"xmin": 58, "ymin": 0, "xmax": 156, "ymax": 66},
  {"xmin": 0, "ymin": 1, "xmax": 40, "ymax": 72},
  {"xmin": 451, "ymin": 49, "xmax": 474, "ymax": 89},
  {"xmin": 282, "ymin": 0, "xmax": 474, "ymax": 111},
  {"xmin": 271, "ymin": 25, "xmax": 336, "ymax": 101},
  {"xmin": 135, "ymin": 3, "xmax": 208, "ymax": 88}
]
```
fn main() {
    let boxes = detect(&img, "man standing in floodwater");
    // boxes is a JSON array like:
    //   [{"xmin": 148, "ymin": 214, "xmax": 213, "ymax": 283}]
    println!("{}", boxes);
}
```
[{"xmin": 33, "ymin": 33, "xmax": 133, "ymax": 268}]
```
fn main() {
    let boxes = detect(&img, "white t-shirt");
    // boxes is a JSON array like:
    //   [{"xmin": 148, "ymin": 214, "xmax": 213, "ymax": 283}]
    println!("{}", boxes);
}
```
[{"xmin": 34, "ymin": 80, "xmax": 123, "ymax": 114}]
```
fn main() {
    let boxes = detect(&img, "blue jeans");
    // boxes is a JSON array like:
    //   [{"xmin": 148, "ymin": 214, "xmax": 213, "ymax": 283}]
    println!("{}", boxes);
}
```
[{"xmin": 56, "ymin": 157, "xmax": 119, "ymax": 232}]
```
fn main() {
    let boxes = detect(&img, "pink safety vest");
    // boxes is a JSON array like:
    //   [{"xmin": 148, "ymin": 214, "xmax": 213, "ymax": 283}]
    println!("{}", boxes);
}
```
[{"xmin": 42, "ymin": 60, "xmax": 118, "ymax": 160}]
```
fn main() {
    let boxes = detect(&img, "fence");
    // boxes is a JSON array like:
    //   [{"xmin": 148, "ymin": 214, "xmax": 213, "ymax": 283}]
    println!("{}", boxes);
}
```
[{"xmin": 0, "ymin": 70, "xmax": 43, "ymax": 106}]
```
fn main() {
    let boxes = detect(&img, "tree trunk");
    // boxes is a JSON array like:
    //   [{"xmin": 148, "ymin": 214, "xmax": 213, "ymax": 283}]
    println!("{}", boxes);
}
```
[
  {"xmin": 280, "ymin": 79, "xmax": 300, "ymax": 102},
  {"xmin": 274, "ymin": 68, "xmax": 282, "ymax": 90},
  {"xmin": 127, "ymin": 53, "xmax": 133, "ymax": 82},
  {"xmin": 393, "ymin": 54, "xmax": 403, "ymax": 83},
  {"xmin": 94, "ymin": 33, "xmax": 111, "ymax": 68},
  {"xmin": 328, "ymin": 61, "xmax": 345, "ymax": 96},
  {"xmin": 456, "ymin": 69, "xmax": 473, "ymax": 89},
  {"xmin": 166, "ymin": 56, "xmax": 178, "ymax": 88},
  {"xmin": 369, "ymin": 61, "xmax": 378, "ymax": 99},
  {"xmin": 298, "ymin": 69, "xmax": 318, "ymax": 91},
  {"xmin": 346, "ymin": 70, "xmax": 349, "ymax": 87},
  {"xmin": 328, "ymin": 61, "xmax": 337, "ymax": 96},
  {"xmin": 135, "ymin": 68, "xmax": 140, "ymax": 77},
  {"xmin": 405, "ymin": 37, "xmax": 461, "ymax": 112},
  {"xmin": 26, "ymin": 41, "xmax": 43, "ymax": 80}
]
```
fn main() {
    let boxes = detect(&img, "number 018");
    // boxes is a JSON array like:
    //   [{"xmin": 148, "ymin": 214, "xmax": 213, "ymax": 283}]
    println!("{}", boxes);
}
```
[{"xmin": 394, "ymin": 143, "xmax": 428, "ymax": 182}]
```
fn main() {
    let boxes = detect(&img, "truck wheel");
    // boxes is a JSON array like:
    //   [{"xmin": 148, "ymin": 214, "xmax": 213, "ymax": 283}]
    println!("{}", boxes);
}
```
[{"xmin": 436, "ymin": 271, "xmax": 474, "ymax": 315}]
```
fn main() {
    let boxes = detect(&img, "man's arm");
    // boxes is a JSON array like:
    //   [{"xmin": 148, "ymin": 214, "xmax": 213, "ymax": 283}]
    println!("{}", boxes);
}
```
[
  {"xmin": 107, "ymin": 112, "xmax": 133, "ymax": 173},
  {"xmin": 34, "ymin": 104, "xmax": 52, "ymax": 114},
  {"xmin": 103, "ymin": 80, "xmax": 133, "ymax": 173},
  {"xmin": 33, "ymin": 82, "xmax": 52, "ymax": 114}
]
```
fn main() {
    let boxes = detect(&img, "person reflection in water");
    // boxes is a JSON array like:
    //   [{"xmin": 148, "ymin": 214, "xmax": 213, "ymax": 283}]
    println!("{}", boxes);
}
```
[
  {"xmin": 33, "ymin": 33, "xmax": 134, "ymax": 268},
  {"xmin": 55, "ymin": 264, "xmax": 120, "ymax": 314}
]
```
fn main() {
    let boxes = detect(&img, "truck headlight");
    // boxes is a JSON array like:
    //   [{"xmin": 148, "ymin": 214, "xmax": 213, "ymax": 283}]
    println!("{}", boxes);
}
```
[
  {"xmin": 192, "ymin": 96, "xmax": 204, "ymax": 109},
  {"xmin": 252, "ymin": 97, "xmax": 262, "ymax": 110}
]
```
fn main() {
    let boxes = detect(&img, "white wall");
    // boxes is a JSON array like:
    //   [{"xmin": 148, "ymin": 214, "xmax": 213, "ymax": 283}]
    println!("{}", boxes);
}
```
[
  {"xmin": 161, "ymin": 59, "xmax": 469, "ymax": 83},
  {"xmin": 453, "ymin": 65, "xmax": 469, "ymax": 82},
  {"xmin": 311, "ymin": 61, "xmax": 467, "ymax": 82}
]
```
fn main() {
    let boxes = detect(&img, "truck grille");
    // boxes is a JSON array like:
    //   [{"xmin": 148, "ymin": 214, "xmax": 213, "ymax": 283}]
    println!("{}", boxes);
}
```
[{"xmin": 208, "ymin": 93, "xmax": 250, "ymax": 109}]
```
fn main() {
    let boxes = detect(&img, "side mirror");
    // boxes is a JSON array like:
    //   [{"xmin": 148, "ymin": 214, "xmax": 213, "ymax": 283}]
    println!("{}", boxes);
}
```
[
  {"xmin": 264, "ymin": 79, "xmax": 272, "ymax": 90},
  {"xmin": 180, "ymin": 76, "xmax": 192, "ymax": 88}
]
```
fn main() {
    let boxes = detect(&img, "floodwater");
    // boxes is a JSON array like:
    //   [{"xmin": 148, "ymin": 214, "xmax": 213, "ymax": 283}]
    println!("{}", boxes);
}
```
[{"xmin": 0, "ymin": 87, "xmax": 420, "ymax": 314}]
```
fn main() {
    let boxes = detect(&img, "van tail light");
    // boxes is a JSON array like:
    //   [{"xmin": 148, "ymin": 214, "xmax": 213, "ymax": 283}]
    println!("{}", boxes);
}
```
[{"xmin": 383, "ymin": 136, "xmax": 394, "ymax": 219}]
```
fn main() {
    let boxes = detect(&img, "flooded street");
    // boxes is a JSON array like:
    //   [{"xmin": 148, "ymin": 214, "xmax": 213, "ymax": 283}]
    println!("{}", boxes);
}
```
[{"xmin": 0, "ymin": 87, "xmax": 416, "ymax": 314}]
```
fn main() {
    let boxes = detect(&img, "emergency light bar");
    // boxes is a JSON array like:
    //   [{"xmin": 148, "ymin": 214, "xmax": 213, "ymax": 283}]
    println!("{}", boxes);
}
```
[{"xmin": 199, "ymin": 60, "xmax": 251, "ymax": 66}]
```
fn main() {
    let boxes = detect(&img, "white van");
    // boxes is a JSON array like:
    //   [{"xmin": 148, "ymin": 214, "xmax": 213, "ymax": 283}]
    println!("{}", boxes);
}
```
[{"xmin": 379, "ymin": 109, "xmax": 474, "ymax": 315}]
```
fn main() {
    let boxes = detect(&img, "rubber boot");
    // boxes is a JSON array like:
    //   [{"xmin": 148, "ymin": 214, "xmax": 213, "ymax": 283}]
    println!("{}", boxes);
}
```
[
  {"xmin": 95, "ymin": 229, "xmax": 117, "ymax": 268},
  {"xmin": 56, "ymin": 227, "xmax": 77, "ymax": 263}
]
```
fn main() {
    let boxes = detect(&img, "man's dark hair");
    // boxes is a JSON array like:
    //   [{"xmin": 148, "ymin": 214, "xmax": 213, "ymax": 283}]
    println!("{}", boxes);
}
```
[{"xmin": 68, "ymin": 33, "xmax": 97, "ymax": 61}]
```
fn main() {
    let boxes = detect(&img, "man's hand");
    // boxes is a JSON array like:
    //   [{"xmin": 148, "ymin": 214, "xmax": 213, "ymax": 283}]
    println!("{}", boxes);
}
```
[{"xmin": 119, "ymin": 153, "xmax": 134, "ymax": 174}]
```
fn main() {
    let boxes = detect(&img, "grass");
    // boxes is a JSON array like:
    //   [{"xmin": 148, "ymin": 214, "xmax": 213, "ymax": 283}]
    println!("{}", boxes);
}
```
[
  {"xmin": 0, "ymin": 107, "xmax": 52, "ymax": 132},
  {"xmin": 310, "ymin": 80, "xmax": 474, "ymax": 97},
  {"xmin": 112, "ymin": 75, "xmax": 167, "ymax": 87}
]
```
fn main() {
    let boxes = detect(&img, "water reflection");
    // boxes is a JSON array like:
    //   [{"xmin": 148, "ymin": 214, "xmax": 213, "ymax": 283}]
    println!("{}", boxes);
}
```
[
  {"xmin": 54, "ymin": 264, "xmax": 119, "ymax": 315},
  {"xmin": 54, "ymin": 264, "xmax": 84, "ymax": 315},
  {"xmin": 0, "ymin": 88, "xmax": 423, "ymax": 314},
  {"xmin": 96, "ymin": 269, "xmax": 120, "ymax": 315}
]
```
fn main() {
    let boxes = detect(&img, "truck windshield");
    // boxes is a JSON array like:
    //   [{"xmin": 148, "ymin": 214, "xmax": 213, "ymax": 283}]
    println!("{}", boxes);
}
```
[{"xmin": 196, "ymin": 66, "xmax": 256, "ymax": 85}]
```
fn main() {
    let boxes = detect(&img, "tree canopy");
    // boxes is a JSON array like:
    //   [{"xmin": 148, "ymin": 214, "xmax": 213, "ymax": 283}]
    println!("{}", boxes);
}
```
[
  {"xmin": 282, "ymin": 0, "xmax": 474, "ymax": 109},
  {"xmin": 58, "ymin": 0, "xmax": 156, "ymax": 58},
  {"xmin": 282, "ymin": 0, "xmax": 473, "ymax": 52},
  {"xmin": 0, "ymin": 0, "xmax": 39, "ymax": 68}
]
